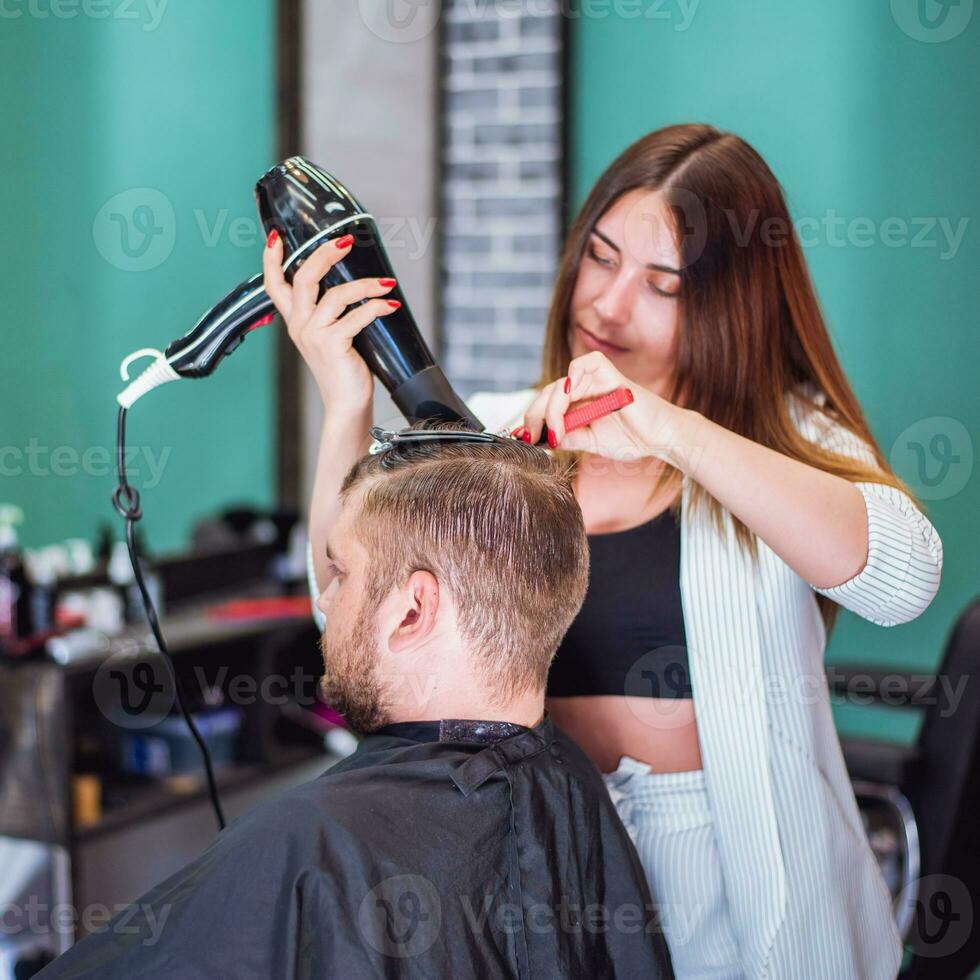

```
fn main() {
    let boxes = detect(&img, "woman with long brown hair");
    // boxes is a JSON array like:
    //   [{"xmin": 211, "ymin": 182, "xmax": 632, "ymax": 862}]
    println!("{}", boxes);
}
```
[
  {"xmin": 472, "ymin": 125, "xmax": 942, "ymax": 978},
  {"xmin": 269, "ymin": 124, "xmax": 942, "ymax": 978}
]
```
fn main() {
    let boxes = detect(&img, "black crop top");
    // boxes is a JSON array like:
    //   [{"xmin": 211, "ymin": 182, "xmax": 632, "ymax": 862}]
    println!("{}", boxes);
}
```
[{"xmin": 547, "ymin": 508, "xmax": 692, "ymax": 700}]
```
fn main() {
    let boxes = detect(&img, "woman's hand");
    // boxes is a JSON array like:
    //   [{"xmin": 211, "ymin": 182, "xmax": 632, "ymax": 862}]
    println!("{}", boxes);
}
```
[
  {"xmin": 262, "ymin": 231, "xmax": 400, "ymax": 419},
  {"xmin": 516, "ymin": 351, "xmax": 685, "ymax": 463}
]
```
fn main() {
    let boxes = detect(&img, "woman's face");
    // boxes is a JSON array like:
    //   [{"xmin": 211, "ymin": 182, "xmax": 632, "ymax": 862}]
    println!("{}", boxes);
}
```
[{"xmin": 567, "ymin": 188, "xmax": 682, "ymax": 396}]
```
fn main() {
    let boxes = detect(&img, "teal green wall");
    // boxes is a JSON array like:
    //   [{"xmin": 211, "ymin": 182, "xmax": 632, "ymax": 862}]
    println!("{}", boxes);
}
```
[
  {"xmin": 570, "ymin": 1, "xmax": 978, "ymax": 743},
  {"xmin": 1, "ymin": 1, "xmax": 277, "ymax": 556}
]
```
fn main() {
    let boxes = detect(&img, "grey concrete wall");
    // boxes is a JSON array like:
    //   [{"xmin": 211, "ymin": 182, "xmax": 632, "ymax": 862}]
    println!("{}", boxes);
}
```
[{"xmin": 298, "ymin": 0, "xmax": 440, "ymax": 506}]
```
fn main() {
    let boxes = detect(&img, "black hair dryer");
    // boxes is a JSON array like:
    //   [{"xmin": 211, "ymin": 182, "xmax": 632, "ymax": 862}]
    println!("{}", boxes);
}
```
[{"xmin": 117, "ymin": 157, "xmax": 482, "ymax": 430}]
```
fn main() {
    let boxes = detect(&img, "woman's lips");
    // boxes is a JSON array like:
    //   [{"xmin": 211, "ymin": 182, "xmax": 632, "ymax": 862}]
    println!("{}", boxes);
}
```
[{"xmin": 576, "ymin": 324, "xmax": 629, "ymax": 355}]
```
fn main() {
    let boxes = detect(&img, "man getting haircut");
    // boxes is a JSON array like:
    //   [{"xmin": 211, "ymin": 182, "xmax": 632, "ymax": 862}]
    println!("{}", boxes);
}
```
[{"xmin": 38, "ymin": 424, "xmax": 673, "ymax": 979}]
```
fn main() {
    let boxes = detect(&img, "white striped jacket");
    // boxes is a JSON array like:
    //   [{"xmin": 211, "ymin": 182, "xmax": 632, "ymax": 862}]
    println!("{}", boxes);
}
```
[{"xmin": 307, "ymin": 385, "xmax": 942, "ymax": 979}]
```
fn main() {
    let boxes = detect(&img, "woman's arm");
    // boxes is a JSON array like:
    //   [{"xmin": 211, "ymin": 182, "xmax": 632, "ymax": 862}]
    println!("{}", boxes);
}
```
[
  {"xmin": 307, "ymin": 406, "xmax": 374, "ymax": 632},
  {"xmin": 665, "ymin": 407, "xmax": 943, "ymax": 626},
  {"xmin": 668, "ymin": 407, "xmax": 870, "ymax": 588},
  {"xmin": 522, "ymin": 351, "xmax": 942, "ymax": 626}
]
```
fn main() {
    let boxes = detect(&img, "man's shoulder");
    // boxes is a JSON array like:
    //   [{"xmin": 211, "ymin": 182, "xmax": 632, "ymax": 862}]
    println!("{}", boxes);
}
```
[{"xmin": 226, "ymin": 742, "xmax": 474, "ymax": 843}]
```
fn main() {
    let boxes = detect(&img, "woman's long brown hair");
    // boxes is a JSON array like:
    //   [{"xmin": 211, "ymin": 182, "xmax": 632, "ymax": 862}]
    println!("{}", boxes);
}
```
[{"xmin": 538, "ymin": 124, "xmax": 917, "ymax": 630}]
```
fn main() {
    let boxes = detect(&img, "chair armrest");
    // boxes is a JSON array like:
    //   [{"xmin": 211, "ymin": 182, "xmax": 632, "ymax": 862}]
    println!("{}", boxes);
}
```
[
  {"xmin": 840, "ymin": 737, "xmax": 922, "ymax": 786},
  {"xmin": 826, "ymin": 664, "xmax": 938, "ymax": 708}
]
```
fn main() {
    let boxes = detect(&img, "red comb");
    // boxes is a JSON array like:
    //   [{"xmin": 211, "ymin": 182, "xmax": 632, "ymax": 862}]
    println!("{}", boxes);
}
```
[{"xmin": 563, "ymin": 386, "xmax": 634, "ymax": 433}]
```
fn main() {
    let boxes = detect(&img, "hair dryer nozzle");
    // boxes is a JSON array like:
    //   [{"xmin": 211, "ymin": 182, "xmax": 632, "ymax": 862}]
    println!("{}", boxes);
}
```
[{"xmin": 255, "ymin": 157, "xmax": 482, "ymax": 429}]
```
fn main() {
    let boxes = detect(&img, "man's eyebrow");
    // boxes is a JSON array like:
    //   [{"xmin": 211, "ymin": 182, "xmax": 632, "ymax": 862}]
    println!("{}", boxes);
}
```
[{"xmin": 592, "ymin": 227, "xmax": 681, "ymax": 276}]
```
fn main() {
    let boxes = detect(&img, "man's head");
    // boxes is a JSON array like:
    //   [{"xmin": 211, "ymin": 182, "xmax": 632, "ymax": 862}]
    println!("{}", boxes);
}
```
[{"xmin": 316, "ymin": 423, "xmax": 590, "ymax": 733}]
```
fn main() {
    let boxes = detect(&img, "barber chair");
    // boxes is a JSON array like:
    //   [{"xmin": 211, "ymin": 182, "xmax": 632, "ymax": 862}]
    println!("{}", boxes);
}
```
[{"xmin": 831, "ymin": 598, "xmax": 980, "ymax": 978}]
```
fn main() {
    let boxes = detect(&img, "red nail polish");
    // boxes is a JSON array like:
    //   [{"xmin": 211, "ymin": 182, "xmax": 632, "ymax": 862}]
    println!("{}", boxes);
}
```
[
  {"xmin": 547, "ymin": 430, "xmax": 558, "ymax": 449},
  {"xmin": 564, "ymin": 376, "xmax": 571, "ymax": 395},
  {"xmin": 522, "ymin": 430, "xmax": 532, "ymax": 443},
  {"xmin": 510, "ymin": 427, "xmax": 525, "ymax": 438},
  {"xmin": 266, "ymin": 229, "xmax": 279, "ymax": 248},
  {"xmin": 386, "ymin": 299, "xmax": 402, "ymax": 309},
  {"xmin": 379, "ymin": 278, "xmax": 396, "ymax": 287},
  {"xmin": 335, "ymin": 234, "xmax": 354, "ymax": 249}
]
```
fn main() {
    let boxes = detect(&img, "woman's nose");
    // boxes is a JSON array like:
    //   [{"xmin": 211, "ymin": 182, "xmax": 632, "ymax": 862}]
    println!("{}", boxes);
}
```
[{"xmin": 592, "ymin": 270, "xmax": 635, "ymax": 325}]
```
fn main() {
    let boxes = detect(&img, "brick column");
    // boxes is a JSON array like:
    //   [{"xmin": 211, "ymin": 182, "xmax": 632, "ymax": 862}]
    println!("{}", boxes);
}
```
[{"xmin": 439, "ymin": 2, "xmax": 567, "ymax": 397}]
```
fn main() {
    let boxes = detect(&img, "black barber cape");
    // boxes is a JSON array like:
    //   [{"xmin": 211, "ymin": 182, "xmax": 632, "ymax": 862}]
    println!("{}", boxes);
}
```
[{"xmin": 38, "ymin": 713, "xmax": 673, "ymax": 979}]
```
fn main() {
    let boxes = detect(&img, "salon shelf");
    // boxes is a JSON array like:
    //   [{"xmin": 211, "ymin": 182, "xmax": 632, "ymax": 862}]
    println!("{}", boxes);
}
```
[{"xmin": 72, "ymin": 742, "xmax": 337, "ymax": 843}]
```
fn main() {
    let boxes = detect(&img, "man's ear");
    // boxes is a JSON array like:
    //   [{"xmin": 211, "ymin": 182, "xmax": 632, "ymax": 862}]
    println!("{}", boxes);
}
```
[{"xmin": 387, "ymin": 570, "xmax": 440, "ymax": 653}]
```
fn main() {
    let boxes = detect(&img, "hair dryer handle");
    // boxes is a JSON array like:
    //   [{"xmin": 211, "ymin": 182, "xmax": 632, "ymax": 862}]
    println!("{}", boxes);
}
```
[{"xmin": 164, "ymin": 272, "xmax": 275, "ymax": 379}]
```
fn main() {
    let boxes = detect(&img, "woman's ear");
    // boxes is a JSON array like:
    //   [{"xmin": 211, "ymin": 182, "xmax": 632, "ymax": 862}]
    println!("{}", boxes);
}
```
[{"xmin": 387, "ymin": 570, "xmax": 440, "ymax": 653}]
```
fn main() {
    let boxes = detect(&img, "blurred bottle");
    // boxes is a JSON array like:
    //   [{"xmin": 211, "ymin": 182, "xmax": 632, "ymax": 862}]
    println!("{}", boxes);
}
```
[{"xmin": 0, "ymin": 505, "xmax": 33, "ymax": 650}]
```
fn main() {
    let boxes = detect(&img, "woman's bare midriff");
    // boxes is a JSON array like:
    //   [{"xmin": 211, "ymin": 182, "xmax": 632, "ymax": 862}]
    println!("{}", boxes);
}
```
[
  {"xmin": 554, "ymin": 457, "xmax": 703, "ymax": 776},
  {"xmin": 546, "ymin": 695, "xmax": 702, "ymax": 775}
]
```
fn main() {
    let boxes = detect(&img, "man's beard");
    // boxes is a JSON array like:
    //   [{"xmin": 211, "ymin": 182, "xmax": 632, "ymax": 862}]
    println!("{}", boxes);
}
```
[{"xmin": 319, "ymin": 592, "xmax": 391, "ymax": 735}]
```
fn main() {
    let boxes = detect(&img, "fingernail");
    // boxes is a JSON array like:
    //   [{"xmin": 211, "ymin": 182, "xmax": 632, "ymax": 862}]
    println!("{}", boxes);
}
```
[
  {"xmin": 547, "ymin": 430, "xmax": 558, "ymax": 449},
  {"xmin": 379, "ymin": 278, "xmax": 396, "ymax": 287},
  {"xmin": 510, "ymin": 427, "xmax": 525, "ymax": 438},
  {"xmin": 522, "ymin": 430, "xmax": 532, "ymax": 443},
  {"xmin": 564, "ymin": 376, "xmax": 571, "ymax": 395},
  {"xmin": 386, "ymin": 299, "xmax": 402, "ymax": 309},
  {"xmin": 335, "ymin": 234, "xmax": 354, "ymax": 249},
  {"xmin": 266, "ymin": 229, "xmax": 279, "ymax": 248}
]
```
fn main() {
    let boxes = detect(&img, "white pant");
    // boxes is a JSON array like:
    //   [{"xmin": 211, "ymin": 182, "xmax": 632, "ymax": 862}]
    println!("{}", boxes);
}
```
[{"xmin": 604, "ymin": 757, "xmax": 744, "ymax": 979}]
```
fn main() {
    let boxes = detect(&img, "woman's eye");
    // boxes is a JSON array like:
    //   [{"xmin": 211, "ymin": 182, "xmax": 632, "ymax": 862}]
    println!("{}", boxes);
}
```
[
  {"xmin": 587, "ymin": 244, "xmax": 614, "ymax": 267},
  {"xmin": 648, "ymin": 279, "xmax": 680, "ymax": 299}
]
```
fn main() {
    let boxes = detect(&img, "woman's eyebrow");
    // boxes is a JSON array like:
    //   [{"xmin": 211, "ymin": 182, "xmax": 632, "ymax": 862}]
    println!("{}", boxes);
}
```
[{"xmin": 592, "ymin": 227, "xmax": 681, "ymax": 276}]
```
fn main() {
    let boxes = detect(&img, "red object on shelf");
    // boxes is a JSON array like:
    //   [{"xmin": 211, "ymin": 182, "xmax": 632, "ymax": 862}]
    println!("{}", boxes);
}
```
[{"xmin": 206, "ymin": 596, "xmax": 313, "ymax": 622}]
